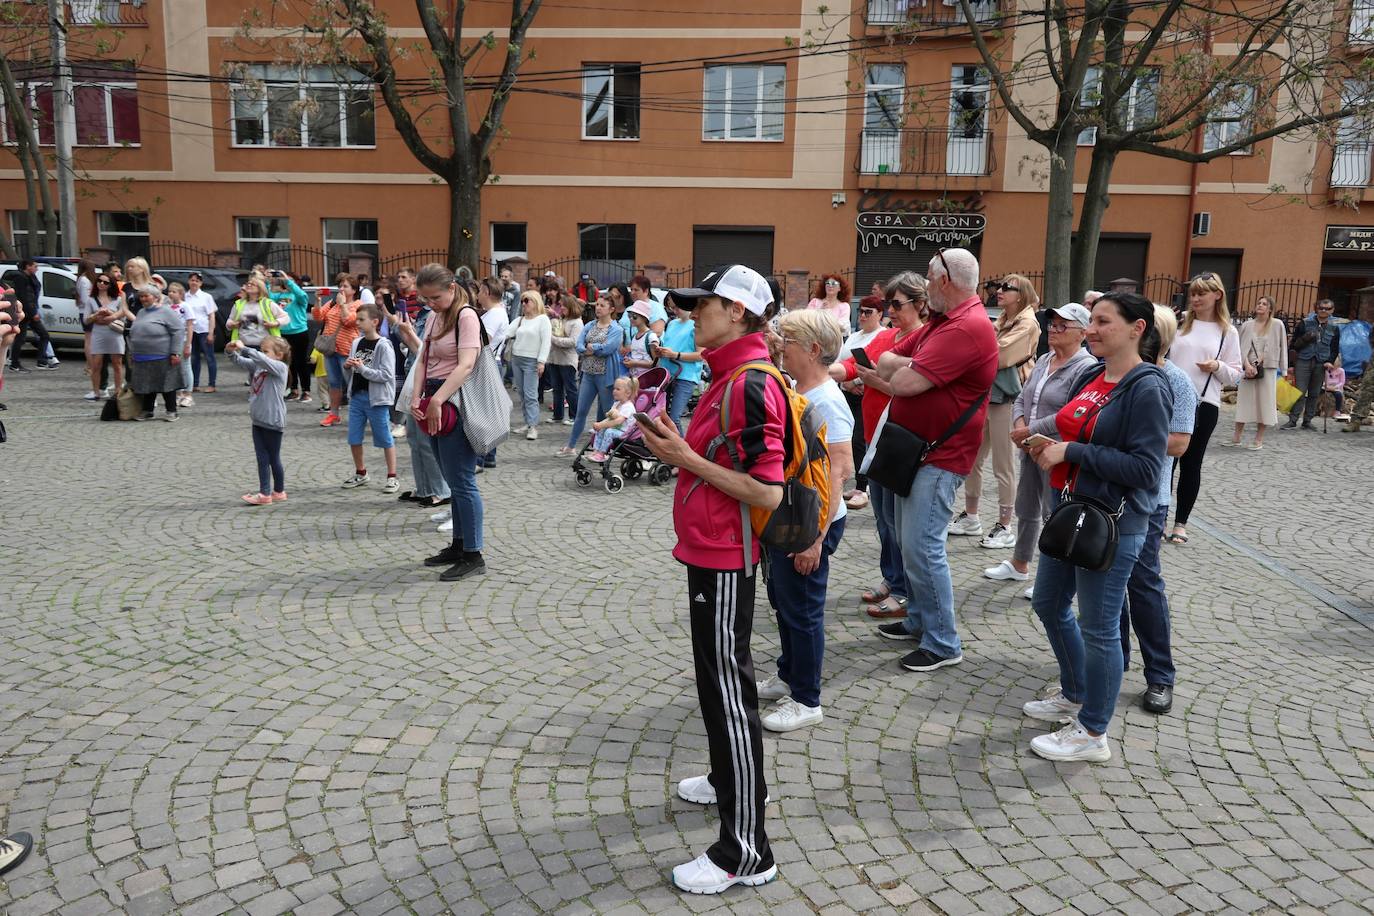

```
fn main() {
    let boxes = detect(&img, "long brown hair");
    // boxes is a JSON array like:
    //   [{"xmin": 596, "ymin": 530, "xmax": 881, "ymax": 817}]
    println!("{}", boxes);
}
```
[{"xmin": 416, "ymin": 263, "xmax": 468, "ymax": 337}]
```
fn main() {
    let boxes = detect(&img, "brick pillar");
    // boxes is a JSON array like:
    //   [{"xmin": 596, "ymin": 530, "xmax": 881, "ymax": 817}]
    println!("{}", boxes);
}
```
[
  {"xmin": 347, "ymin": 251, "xmax": 376, "ymax": 278},
  {"xmin": 212, "ymin": 249, "xmax": 243, "ymax": 270},
  {"xmin": 83, "ymin": 245, "xmax": 115, "ymax": 266},
  {"xmin": 504, "ymin": 256, "xmax": 530, "ymax": 288},
  {"xmin": 641, "ymin": 262, "xmax": 668, "ymax": 289},
  {"xmin": 786, "ymin": 269, "xmax": 810, "ymax": 311}
]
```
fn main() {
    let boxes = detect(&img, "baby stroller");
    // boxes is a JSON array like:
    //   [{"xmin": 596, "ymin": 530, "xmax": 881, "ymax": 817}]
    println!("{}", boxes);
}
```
[{"xmin": 572, "ymin": 366, "xmax": 675, "ymax": 492}]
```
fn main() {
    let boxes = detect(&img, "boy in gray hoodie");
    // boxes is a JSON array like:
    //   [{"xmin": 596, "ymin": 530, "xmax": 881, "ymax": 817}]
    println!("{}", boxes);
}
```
[
  {"xmin": 341, "ymin": 303, "xmax": 400, "ymax": 492},
  {"xmin": 227, "ymin": 337, "xmax": 291, "ymax": 505}
]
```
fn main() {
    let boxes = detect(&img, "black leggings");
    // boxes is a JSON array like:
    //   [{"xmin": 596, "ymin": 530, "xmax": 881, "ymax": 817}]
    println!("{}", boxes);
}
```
[
  {"xmin": 283, "ymin": 331, "xmax": 312, "ymax": 394},
  {"xmin": 1172, "ymin": 400, "xmax": 1218, "ymax": 526},
  {"xmin": 142, "ymin": 391, "xmax": 177, "ymax": 414}
]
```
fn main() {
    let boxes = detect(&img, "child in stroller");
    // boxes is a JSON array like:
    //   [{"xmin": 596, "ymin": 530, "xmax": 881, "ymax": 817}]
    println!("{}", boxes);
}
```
[{"xmin": 572, "ymin": 366, "xmax": 674, "ymax": 492}]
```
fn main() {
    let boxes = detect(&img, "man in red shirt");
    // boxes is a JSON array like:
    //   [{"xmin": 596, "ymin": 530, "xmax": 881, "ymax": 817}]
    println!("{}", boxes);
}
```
[{"xmin": 873, "ymin": 247, "xmax": 998, "ymax": 671}]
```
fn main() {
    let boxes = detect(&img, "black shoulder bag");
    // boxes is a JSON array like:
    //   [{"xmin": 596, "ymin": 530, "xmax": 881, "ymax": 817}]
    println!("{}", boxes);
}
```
[
  {"xmin": 1037, "ymin": 372, "xmax": 1143, "ymax": 572},
  {"xmin": 866, "ymin": 394, "xmax": 986, "ymax": 498}
]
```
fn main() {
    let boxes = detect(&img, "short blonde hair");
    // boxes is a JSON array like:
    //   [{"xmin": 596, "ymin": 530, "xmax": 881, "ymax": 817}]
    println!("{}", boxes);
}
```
[
  {"xmin": 1153, "ymin": 304, "xmax": 1178, "ymax": 365},
  {"xmin": 521, "ymin": 289, "xmax": 545, "ymax": 312},
  {"xmin": 779, "ymin": 308, "xmax": 845, "ymax": 364},
  {"xmin": 262, "ymin": 337, "xmax": 291, "ymax": 361},
  {"xmin": 1000, "ymin": 273, "xmax": 1041, "ymax": 313},
  {"xmin": 614, "ymin": 375, "xmax": 639, "ymax": 400}
]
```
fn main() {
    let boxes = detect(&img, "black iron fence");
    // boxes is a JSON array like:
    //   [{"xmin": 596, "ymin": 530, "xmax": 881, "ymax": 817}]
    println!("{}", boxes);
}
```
[{"xmin": 148, "ymin": 242, "xmax": 218, "ymax": 269}]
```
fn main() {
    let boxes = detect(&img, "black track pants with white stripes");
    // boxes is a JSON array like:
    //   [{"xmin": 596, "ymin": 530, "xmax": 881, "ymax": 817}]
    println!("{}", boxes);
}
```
[{"xmin": 686, "ymin": 565, "xmax": 774, "ymax": 876}]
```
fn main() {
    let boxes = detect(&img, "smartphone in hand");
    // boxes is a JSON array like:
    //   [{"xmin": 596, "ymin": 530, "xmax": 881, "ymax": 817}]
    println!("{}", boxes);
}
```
[
  {"xmin": 850, "ymin": 347, "xmax": 874, "ymax": 369},
  {"xmin": 1021, "ymin": 433, "xmax": 1055, "ymax": 450},
  {"xmin": 634, "ymin": 412, "xmax": 656, "ymax": 427}
]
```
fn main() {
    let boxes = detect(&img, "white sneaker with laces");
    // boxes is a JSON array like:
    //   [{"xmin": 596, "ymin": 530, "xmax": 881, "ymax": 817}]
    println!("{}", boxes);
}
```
[
  {"xmin": 391, "ymin": 423, "xmax": 407, "ymax": 439},
  {"xmin": 1022, "ymin": 688, "xmax": 1083, "ymax": 723},
  {"xmin": 431, "ymin": 508, "xmax": 452, "ymax": 522},
  {"xmin": 1030, "ymin": 720, "xmax": 1111, "ymax": 762},
  {"xmin": 979, "ymin": 523, "xmax": 1015, "ymax": 549},
  {"xmin": 676, "ymin": 774, "xmax": 771, "ymax": 806},
  {"xmin": 983, "ymin": 560, "xmax": 1029, "ymax": 581},
  {"xmin": 525, "ymin": 427, "xmax": 538, "ymax": 440},
  {"xmin": 438, "ymin": 518, "xmax": 453, "ymax": 534},
  {"xmin": 341, "ymin": 472, "xmax": 370, "ymax": 488},
  {"xmin": 381, "ymin": 477, "xmax": 400, "ymax": 494},
  {"xmin": 761, "ymin": 697, "xmax": 823, "ymax": 733},
  {"xmin": 947, "ymin": 512, "xmax": 983, "ymax": 536},
  {"xmin": 0, "ymin": 831, "xmax": 33, "ymax": 876},
  {"xmin": 756, "ymin": 673, "xmax": 790, "ymax": 701},
  {"xmin": 672, "ymin": 852, "xmax": 777, "ymax": 895},
  {"xmin": 83, "ymin": 390, "xmax": 99, "ymax": 400},
  {"xmin": 1023, "ymin": 585, "xmax": 1035, "ymax": 600}
]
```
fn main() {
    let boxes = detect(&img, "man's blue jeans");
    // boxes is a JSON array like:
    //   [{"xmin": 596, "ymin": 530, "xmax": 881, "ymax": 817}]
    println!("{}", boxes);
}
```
[
  {"xmin": 1032, "ymin": 516, "xmax": 1147, "ymax": 735},
  {"xmin": 894, "ymin": 465, "xmax": 964, "ymax": 659},
  {"xmin": 1121, "ymin": 504, "xmax": 1174, "ymax": 687},
  {"xmin": 764, "ymin": 517, "xmax": 846, "ymax": 708},
  {"xmin": 869, "ymin": 481, "xmax": 907, "ymax": 601}
]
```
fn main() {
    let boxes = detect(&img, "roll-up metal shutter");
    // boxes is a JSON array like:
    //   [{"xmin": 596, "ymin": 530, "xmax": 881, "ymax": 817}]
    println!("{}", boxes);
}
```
[
  {"xmin": 854, "ymin": 237, "xmax": 981, "ymax": 298},
  {"xmin": 692, "ymin": 228, "xmax": 774, "ymax": 277}
]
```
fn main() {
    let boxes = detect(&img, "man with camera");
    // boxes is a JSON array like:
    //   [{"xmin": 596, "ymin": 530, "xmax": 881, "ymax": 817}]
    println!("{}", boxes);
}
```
[{"xmin": 1284, "ymin": 298, "xmax": 1340, "ymax": 430}]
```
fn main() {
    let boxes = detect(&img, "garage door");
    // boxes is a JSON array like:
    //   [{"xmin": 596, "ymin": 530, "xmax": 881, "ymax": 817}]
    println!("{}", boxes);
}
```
[{"xmin": 693, "ymin": 228, "xmax": 774, "ymax": 277}]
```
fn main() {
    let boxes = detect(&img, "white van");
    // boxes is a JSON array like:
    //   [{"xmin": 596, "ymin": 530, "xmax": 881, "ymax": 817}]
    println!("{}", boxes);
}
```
[{"xmin": 0, "ymin": 262, "xmax": 84, "ymax": 348}]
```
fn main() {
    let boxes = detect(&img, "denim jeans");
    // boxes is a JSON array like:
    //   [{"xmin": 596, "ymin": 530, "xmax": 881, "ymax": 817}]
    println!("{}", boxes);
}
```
[
  {"xmin": 191, "ymin": 331, "xmax": 217, "ymax": 387},
  {"xmin": 894, "ymin": 465, "xmax": 964, "ymax": 658},
  {"xmin": 404, "ymin": 412, "xmax": 449, "ymax": 499},
  {"xmin": 548, "ymin": 363, "xmax": 578, "ymax": 422},
  {"xmin": 428, "ymin": 422, "xmax": 484, "ymax": 551},
  {"xmin": 1032, "ymin": 513, "xmax": 1147, "ymax": 735},
  {"xmin": 567, "ymin": 372, "xmax": 613, "ymax": 447},
  {"xmin": 324, "ymin": 352, "xmax": 347, "ymax": 393},
  {"xmin": 869, "ymin": 481, "xmax": 907, "ymax": 601},
  {"xmin": 668, "ymin": 376, "xmax": 696, "ymax": 430},
  {"xmin": 347, "ymin": 390, "xmax": 394, "ymax": 448},
  {"xmin": 511, "ymin": 355, "xmax": 540, "ymax": 428},
  {"xmin": 765, "ymin": 517, "xmax": 846, "ymax": 708},
  {"xmin": 1121, "ymin": 504, "xmax": 1174, "ymax": 687}
]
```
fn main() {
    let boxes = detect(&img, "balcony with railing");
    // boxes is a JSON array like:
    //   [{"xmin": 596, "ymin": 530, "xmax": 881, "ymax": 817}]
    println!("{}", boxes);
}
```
[
  {"xmin": 1332, "ymin": 141, "xmax": 1373, "ymax": 189},
  {"xmin": 8, "ymin": 1, "xmax": 148, "ymax": 27},
  {"xmin": 1350, "ymin": 4, "xmax": 1374, "ymax": 45},
  {"xmin": 867, "ymin": 0, "xmax": 1007, "ymax": 28},
  {"xmin": 856, "ymin": 128, "xmax": 996, "ymax": 186}
]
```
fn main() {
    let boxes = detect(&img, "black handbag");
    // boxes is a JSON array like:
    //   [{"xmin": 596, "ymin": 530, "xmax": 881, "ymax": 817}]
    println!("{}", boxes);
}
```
[{"xmin": 866, "ymin": 394, "xmax": 986, "ymax": 498}]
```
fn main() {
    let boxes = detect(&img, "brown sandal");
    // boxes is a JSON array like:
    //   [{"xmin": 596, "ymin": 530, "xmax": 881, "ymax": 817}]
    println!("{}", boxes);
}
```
[
  {"xmin": 861, "ymin": 584, "xmax": 891, "ymax": 604},
  {"xmin": 865, "ymin": 596, "xmax": 908, "ymax": 619}
]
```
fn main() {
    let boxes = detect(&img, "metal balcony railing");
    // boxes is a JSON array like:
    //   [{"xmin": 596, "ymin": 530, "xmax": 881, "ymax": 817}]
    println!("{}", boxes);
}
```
[
  {"xmin": 867, "ymin": 0, "xmax": 1005, "ymax": 27},
  {"xmin": 857, "ymin": 128, "xmax": 995, "ymax": 177},
  {"xmin": 1351, "ymin": 6, "xmax": 1374, "ymax": 43},
  {"xmin": 69, "ymin": 0, "xmax": 146, "ymax": 25},
  {"xmin": 1332, "ymin": 141, "xmax": 1373, "ymax": 188}
]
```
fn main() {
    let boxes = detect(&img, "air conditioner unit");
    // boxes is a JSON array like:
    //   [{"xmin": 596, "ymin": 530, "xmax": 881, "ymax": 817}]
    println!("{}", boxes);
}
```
[{"xmin": 1192, "ymin": 211, "xmax": 1211, "ymax": 237}]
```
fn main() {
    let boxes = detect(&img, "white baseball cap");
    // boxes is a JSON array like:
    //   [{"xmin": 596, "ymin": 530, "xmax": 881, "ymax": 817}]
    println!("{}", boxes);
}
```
[
  {"xmin": 1051, "ymin": 303, "xmax": 1092, "ymax": 327},
  {"xmin": 668, "ymin": 264, "xmax": 773, "ymax": 316}
]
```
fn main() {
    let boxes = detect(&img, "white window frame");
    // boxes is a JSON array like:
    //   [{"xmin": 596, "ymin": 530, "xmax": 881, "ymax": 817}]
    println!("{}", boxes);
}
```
[
  {"xmin": 230, "ymin": 65, "xmax": 376, "ymax": 149},
  {"xmin": 236, "ymin": 217, "xmax": 291, "ymax": 263},
  {"xmin": 1077, "ymin": 66, "xmax": 1159, "ymax": 146},
  {"xmin": 97, "ymin": 211, "xmax": 149, "ymax": 254},
  {"xmin": 864, "ymin": 64, "xmax": 905, "ymax": 132},
  {"xmin": 321, "ymin": 218, "xmax": 379, "ymax": 280},
  {"xmin": 581, "ymin": 64, "xmax": 640, "ymax": 141},
  {"xmin": 702, "ymin": 64, "xmax": 787, "ymax": 143},
  {"xmin": 8, "ymin": 211, "xmax": 62, "ymax": 254},
  {"xmin": 1353, "ymin": 0, "xmax": 1374, "ymax": 42},
  {"xmin": 491, "ymin": 222, "xmax": 528, "ymax": 263},
  {"xmin": 1202, "ymin": 85, "xmax": 1255, "ymax": 155},
  {"xmin": 0, "ymin": 80, "xmax": 140, "ymax": 147}
]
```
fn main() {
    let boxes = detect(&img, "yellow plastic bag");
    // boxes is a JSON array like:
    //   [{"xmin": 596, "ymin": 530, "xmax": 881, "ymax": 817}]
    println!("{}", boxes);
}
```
[{"xmin": 1276, "ymin": 376, "xmax": 1302, "ymax": 414}]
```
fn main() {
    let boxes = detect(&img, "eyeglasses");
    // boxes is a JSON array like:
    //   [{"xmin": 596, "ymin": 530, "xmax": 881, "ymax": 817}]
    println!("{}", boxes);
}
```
[
  {"xmin": 1048, "ymin": 322, "xmax": 1073, "ymax": 333},
  {"xmin": 824, "ymin": 279, "xmax": 840, "ymax": 286},
  {"xmin": 886, "ymin": 298, "xmax": 909, "ymax": 310},
  {"xmin": 1317, "ymin": 305, "xmax": 1334, "ymax": 311},
  {"xmin": 858, "ymin": 306, "xmax": 878, "ymax": 315},
  {"xmin": 996, "ymin": 283, "xmax": 1016, "ymax": 292},
  {"xmin": 935, "ymin": 247, "xmax": 952, "ymax": 278}
]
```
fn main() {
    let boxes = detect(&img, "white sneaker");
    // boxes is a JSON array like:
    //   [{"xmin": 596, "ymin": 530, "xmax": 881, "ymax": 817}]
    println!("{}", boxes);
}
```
[
  {"xmin": 979, "ymin": 523, "xmax": 1015, "ymax": 549},
  {"xmin": 525, "ymin": 427, "xmax": 538, "ymax": 440},
  {"xmin": 341, "ymin": 472, "xmax": 370, "ymax": 488},
  {"xmin": 756, "ymin": 673, "xmax": 790, "ymax": 701},
  {"xmin": 676, "ymin": 775, "xmax": 771, "ymax": 806},
  {"xmin": 514, "ymin": 425, "xmax": 530, "ymax": 434},
  {"xmin": 391, "ymin": 423, "xmax": 406, "ymax": 439},
  {"xmin": 1022, "ymin": 687, "xmax": 1083, "ymax": 723},
  {"xmin": 947, "ymin": 512, "xmax": 983, "ymax": 536},
  {"xmin": 761, "ymin": 697, "xmax": 823, "ymax": 733},
  {"xmin": 672, "ymin": 852, "xmax": 777, "ymax": 895},
  {"xmin": 984, "ymin": 560, "xmax": 1029, "ymax": 581},
  {"xmin": 1030, "ymin": 720, "xmax": 1111, "ymax": 762},
  {"xmin": 0, "ymin": 832, "xmax": 33, "ymax": 875},
  {"xmin": 1023, "ymin": 586, "xmax": 1035, "ymax": 600},
  {"xmin": 381, "ymin": 477, "xmax": 400, "ymax": 494},
  {"xmin": 430, "ymin": 508, "xmax": 452, "ymax": 523},
  {"xmin": 561, "ymin": 418, "xmax": 574, "ymax": 426},
  {"xmin": 83, "ymin": 390, "xmax": 99, "ymax": 400},
  {"xmin": 438, "ymin": 518, "xmax": 453, "ymax": 534},
  {"xmin": 101, "ymin": 387, "xmax": 113, "ymax": 398}
]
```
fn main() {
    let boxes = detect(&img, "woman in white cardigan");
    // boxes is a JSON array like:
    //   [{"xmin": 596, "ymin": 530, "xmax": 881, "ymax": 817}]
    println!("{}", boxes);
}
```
[
  {"xmin": 1230, "ymin": 296, "xmax": 1287, "ymax": 450},
  {"xmin": 1166, "ymin": 273, "xmax": 1242, "ymax": 544},
  {"xmin": 508, "ymin": 289, "xmax": 551, "ymax": 440}
]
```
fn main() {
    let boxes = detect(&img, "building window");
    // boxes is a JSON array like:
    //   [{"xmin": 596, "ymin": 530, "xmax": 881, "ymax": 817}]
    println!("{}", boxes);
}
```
[
  {"xmin": 491, "ymin": 222, "xmax": 528, "ymax": 265},
  {"xmin": 0, "ymin": 64, "xmax": 139, "ymax": 147},
  {"xmin": 1202, "ymin": 85, "xmax": 1255, "ymax": 154},
  {"xmin": 1354, "ymin": 0, "xmax": 1374, "ymax": 41},
  {"xmin": 322, "ymin": 218, "xmax": 378, "ymax": 279},
  {"xmin": 703, "ymin": 64, "xmax": 786, "ymax": 142},
  {"xmin": 230, "ymin": 65, "xmax": 375, "ymax": 148},
  {"xmin": 582, "ymin": 64, "xmax": 640, "ymax": 140},
  {"xmin": 236, "ymin": 217, "xmax": 291, "ymax": 268},
  {"xmin": 7, "ymin": 211, "xmax": 61, "ymax": 256},
  {"xmin": 97, "ymin": 211, "xmax": 150, "ymax": 262},
  {"xmin": 578, "ymin": 223, "xmax": 635, "ymax": 278},
  {"xmin": 1077, "ymin": 67, "xmax": 1159, "ymax": 145}
]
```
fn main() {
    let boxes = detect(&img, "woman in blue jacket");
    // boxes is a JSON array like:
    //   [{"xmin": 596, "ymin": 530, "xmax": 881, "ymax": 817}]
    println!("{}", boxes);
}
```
[
  {"xmin": 559, "ymin": 293, "xmax": 624, "ymax": 457},
  {"xmin": 1022, "ymin": 291, "xmax": 1171, "ymax": 763},
  {"xmin": 270, "ymin": 271, "xmax": 313, "ymax": 402}
]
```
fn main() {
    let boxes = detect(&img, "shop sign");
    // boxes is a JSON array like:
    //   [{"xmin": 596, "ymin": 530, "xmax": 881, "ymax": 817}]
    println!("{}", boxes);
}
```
[
  {"xmin": 1324, "ymin": 225, "xmax": 1374, "ymax": 253},
  {"xmin": 856, "ymin": 211, "xmax": 987, "ymax": 253}
]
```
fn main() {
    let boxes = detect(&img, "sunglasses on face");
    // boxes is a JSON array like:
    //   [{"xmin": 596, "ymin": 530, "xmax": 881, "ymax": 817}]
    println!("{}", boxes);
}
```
[
  {"xmin": 858, "ymin": 306, "xmax": 879, "ymax": 315},
  {"xmin": 995, "ymin": 283, "xmax": 1016, "ymax": 292},
  {"xmin": 886, "ymin": 298, "xmax": 911, "ymax": 310},
  {"xmin": 825, "ymin": 279, "xmax": 840, "ymax": 286}
]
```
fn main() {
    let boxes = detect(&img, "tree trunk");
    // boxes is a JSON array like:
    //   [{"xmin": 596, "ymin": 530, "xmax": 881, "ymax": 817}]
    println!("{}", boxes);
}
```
[
  {"xmin": 1041, "ymin": 130, "xmax": 1080, "ymax": 309},
  {"xmin": 1070, "ymin": 143, "xmax": 1117, "ymax": 299},
  {"xmin": 446, "ymin": 175, "xmax": 482, "ymax": 274}
]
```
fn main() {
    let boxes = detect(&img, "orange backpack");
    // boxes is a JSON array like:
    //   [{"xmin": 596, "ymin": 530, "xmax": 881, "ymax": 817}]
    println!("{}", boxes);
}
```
[{"xmin": 707, "ymin": 361, "xmax": 833, "ymax": 575}]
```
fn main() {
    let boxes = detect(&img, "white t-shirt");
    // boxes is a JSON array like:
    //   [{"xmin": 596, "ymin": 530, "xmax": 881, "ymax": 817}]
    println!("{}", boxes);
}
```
[
  {"xmin": 183, "ymin": 289, "xmax": 218, "ymax": 334},
  {"xmin": 800, "ymin": 378, "xmax": 854, "ymax": 523},
  {"xmin": 359, "ymin": 287, "xmax": 376, "ymax": 305},
  {"xmin": 609, "ymin": 398, "xmax": 638, "ymax": 435},
  {"xmin": 842, "ymin": 327, "xmax": 880, "ymax": 356},
  {"xmin": 481, "ymin": 308, "xmax": 509, "ymax": 355}
]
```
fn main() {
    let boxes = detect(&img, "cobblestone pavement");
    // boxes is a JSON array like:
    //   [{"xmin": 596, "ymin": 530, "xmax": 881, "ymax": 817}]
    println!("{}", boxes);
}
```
[{"xmin": 1, "ymin": 363, "xmax": 1373, "ymax": 915}]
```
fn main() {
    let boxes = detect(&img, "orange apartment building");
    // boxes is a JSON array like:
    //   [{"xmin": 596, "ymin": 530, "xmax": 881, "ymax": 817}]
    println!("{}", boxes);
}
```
[{"xmin": 4, "ymin": 0, "xmax": 1374, "ymax": 314}]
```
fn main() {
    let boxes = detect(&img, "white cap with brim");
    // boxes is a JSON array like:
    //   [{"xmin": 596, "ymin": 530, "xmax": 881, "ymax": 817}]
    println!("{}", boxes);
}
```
[
  {"xmin": 1051, "ymin": 303, "xmax": 1092, "ymax": 327},
  {"xmin": 668, "ymin": 264, "xmax": 772, "ymax": 316}
]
